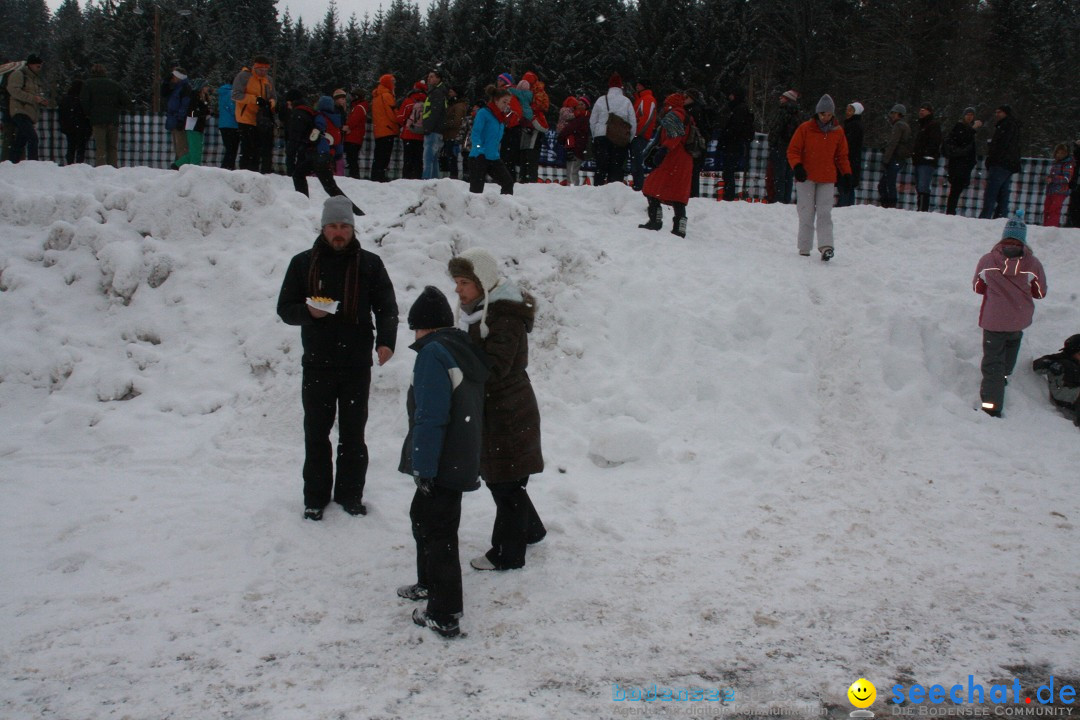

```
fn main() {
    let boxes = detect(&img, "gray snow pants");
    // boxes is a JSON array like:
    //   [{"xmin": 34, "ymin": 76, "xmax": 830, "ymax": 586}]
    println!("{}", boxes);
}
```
[
  {"xmin": 980, "ymin": 329, "xmax": 1023, "ymax": 415},
  {"xmin": 795, "ymin": 180, "xmax": 835, "ymax": 254}
]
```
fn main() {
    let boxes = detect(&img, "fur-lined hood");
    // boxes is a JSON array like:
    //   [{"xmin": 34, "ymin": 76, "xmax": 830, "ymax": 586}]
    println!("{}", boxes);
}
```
[{"xmin": 485, "ymin": 284, "xmax": 536, "ymax": 334}]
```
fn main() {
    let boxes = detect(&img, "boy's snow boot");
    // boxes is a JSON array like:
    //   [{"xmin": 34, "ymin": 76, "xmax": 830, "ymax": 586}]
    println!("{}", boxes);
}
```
[
  {"xmin": 412, "ymin": 608, "xmax": 461, "ymax": 638},
  {"xmin": 638, "ymin": 202, "xmax": 662, "ymax": 230},
  {"xmin": 397, "ymin": 583, "xmax": 429, "ymax": 601},
  {"xmin": 304, "ymin": 506, "xmax": 324, "ymax": 521},
  {"xmin": 821, "ymin": 246, "xmax": 834, "ymax": 261},
  {"xmin": 342, "ymin": 500, "xmax": 367, "ymax": 516},
  {"xmin": 671, "ymin": 215, "xmax": 687, "ymax": 238}
]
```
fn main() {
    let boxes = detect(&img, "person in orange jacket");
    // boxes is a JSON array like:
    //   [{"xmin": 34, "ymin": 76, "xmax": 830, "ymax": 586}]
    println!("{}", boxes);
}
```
[
  {"xmin": 345, "ymin": 88, "xmax": 369, "ymax": 179},
  {"xmin": 518, "ymin": 71, "xmax": 549, "ymax": 183},
  {"xmin": 231, "ymin": 56, "xmax": 276, "ymax": 173},
  {"xmin": 631, "ymin": 79, "xmax": 657, "ymax": 191},
  {"xmin": 370, "ymin": 74, "xmax": 399, "ymax": 182},
  {"xmin": 786, "ymin": 94, "xmax": 851, "ymax": 261},
  {"xmin": 398, "ymin": 80, "xmax": 427, "ymax": 179}
]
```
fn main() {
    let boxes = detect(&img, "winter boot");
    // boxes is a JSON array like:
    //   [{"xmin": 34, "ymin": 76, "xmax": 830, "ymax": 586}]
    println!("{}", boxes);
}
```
[
  {"xmin": 916, "ymin": 193, "xmax": 929, "ymax": 212},
  {"xmin": 671, "ymin": 215, "xmax": 687, "ymax": 238},
  {"xmin": 341, "ymin": 500, "xmax": 367, "ymax": 516},
  {"xmin": 820, "ymin": 246, "xmax": 834, "ymax": 262},
  {"xmin": 303, "ymin": 506, "xmax": 324, "ymax": 521},
  {"xmin": 638, "ymin": 201, "xmax": 663, "ymax": 230},
  {"xmin": 412, "ymin": 608, "xmax": 461, "ymax": 638},
  {"xmin": 396, "ymin": 583, "xmax": 429, "ymax": 601}
]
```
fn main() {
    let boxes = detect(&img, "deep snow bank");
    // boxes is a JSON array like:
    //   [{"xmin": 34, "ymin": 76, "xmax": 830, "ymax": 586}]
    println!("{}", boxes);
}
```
[{"xmin": 1, "ymin": 161, "xmax": 1078, "ymax": 719}]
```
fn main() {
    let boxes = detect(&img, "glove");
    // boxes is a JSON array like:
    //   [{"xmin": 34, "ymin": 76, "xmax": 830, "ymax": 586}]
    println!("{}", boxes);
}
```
[
  {"xmin": 309, "ymin": 128, "xmax": 321, "ymax": 143},
  {"xmin": 414, "ymin": 477, "xmax": 435, "ymax": 495},
  {"xmin": 794, "ymin": 164, "xmax": 807, "ymax": 183},
  {"xmin": 840, "ymin": 173, "xmax": 852, "ymax": 189},
  {"xmin": 255, "ymin": 97, "xmax": 268, "ymax": 109}
]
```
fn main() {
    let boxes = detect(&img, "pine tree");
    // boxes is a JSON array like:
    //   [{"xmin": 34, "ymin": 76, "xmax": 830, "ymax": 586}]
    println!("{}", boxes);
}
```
[{"xmin": 50, "ymin": 0, "xmax": 89, "ymax": 79}]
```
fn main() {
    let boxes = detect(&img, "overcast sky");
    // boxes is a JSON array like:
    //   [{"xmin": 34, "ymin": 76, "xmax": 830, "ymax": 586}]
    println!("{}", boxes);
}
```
[{"xmin": 46, "ymin": 0, "xmax": 422, "ymax": 30}]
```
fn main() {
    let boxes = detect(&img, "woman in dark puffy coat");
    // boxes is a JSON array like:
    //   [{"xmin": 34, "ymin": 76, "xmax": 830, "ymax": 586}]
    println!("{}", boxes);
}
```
[
  {"xmin": 449, "ymin": 247, "xmax": 546, "ymax": 571},
  {"xmin": 639, "ymin": 92, "xmax": 694, "ymax": 237}
]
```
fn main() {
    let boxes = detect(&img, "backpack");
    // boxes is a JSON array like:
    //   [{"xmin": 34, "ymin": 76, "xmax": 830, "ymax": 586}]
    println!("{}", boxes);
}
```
[
  {"xmin": 0, "ymin": 61, "xmax": 27, "ymax": 122},
  {"xmin": 406, "ymin": 99, "xmax": 425, "ymax": 135},
  {"xmin": 320, "ymin": 112, "xmax": 342, "ymax": 157},
  {"xmin": 685, "ymin": 120, "xmax": 706, "ymax": 159},
  {"xmin": 604, "ymin": 96, "xmax": 632, "ymax": 147}
]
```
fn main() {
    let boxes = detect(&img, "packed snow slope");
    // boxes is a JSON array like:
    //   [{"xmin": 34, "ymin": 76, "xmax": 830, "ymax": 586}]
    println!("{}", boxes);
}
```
[{"xmin": 1, "ymin": 162, "xmax": 1078, "ymax": 720}]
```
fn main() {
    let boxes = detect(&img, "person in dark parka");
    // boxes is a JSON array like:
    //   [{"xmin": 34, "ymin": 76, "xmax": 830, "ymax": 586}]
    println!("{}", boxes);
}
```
[
  {"xmin": 836, "ymin": 102, "xmax": 864, "ymax": 207},
  {"xmin": 719, "ymin": 87, "xmax": 754, "ymax": 201},
  {"xmin": 276, "ymin": 196, "xmax": 398, "ymax": 520},
  {"xmin": 942, "ymin": 107, "xmax": 982, "ymax": 215},
  {"xmin": 979, "ymin": 104, "xmax": 1023, "ymax": 219},
  {"xmin": 397, "ymin": 286, "xmax": 490, "ymax": 639},
  {"xmin": 449, "ymin": 248, "xmax": 546, "ymax": 571},
  {"xmin": 911, "ymin": 102, "xmax": 943, "ymax": 212}
]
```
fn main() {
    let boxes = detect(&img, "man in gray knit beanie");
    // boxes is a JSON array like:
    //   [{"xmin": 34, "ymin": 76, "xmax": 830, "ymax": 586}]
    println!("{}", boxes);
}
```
[{"xmin": 275, "ymin": 195, "xmax": 400, "ymax": 521}]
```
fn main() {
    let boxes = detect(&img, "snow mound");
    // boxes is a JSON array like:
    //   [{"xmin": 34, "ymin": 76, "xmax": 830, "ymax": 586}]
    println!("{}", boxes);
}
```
[{"xmin": 1, "ymin": 163, "xmax": 1079, "ymax": 719}]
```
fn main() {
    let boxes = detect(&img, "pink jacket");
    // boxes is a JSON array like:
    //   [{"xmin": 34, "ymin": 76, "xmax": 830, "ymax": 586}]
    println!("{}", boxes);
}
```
[{"xmin": 973, "ymin": 242, "xmax": 1047, "ymax": 331}]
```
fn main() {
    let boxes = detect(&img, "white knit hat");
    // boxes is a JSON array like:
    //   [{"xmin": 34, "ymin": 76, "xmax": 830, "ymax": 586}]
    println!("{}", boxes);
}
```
[{"xmin": 458, "ymin": 248, "xmax": 500, "ymax": 292}]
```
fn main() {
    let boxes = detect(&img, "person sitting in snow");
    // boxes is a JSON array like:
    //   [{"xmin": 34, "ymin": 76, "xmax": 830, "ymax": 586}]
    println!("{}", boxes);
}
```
[
  {"xmin": 397, "ymin": 286, "xmax": 489, "ymax": 639},
  {"xmin": 972, "ymin": 211, "xmax": 1047, "ymax": 417},
  {"xmin": 1032, "ymin": 334, "xmax": 1080, "ymax": 427}
]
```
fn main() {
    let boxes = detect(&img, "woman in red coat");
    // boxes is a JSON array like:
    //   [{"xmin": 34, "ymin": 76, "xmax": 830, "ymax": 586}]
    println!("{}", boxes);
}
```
[{"xmin": 639, "ymin": 93, "xmax": 694, "ymax": 237}]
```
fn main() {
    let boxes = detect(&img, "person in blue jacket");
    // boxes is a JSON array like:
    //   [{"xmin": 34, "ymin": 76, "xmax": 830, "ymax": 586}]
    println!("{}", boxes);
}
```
[
  {"xmin": 163, "ymin": 67, "xmax": 191, "ymax": 168},
  {"xmin": 397, "ymin": 286, "xmax": 490, "ymax": 639},
  {"xmin": 217, "ymin": 83, "xmax": 239, "ymax": 169},
  {"xmin": 468, "ymin": 85, "xmax": 515, "ymax": 195}
]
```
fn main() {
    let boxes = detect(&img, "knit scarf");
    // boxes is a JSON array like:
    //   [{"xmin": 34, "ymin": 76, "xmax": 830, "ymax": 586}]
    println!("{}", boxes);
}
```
[{"xmin": 307, "ymin": 235, "xmax": 362, "ymax": 323}]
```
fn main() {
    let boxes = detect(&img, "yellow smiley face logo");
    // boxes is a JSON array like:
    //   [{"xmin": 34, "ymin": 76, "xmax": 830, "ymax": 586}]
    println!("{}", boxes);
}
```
[{"xmin": 848, "ymin": 678, "xmax": 876, "ymax": 708}]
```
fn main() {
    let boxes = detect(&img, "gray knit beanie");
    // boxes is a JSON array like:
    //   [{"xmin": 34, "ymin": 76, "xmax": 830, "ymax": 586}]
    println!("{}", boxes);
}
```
[
  {"xmin": 815, "ymin": 94, "xmax": 835, "ymax": 115},
  {"xmin": 890, "ymin": 103, "xmax": 906, "ymax": 116},
  {"xmin": 320, "ymin": 196, "xmax": 355, "ymax": 227}
]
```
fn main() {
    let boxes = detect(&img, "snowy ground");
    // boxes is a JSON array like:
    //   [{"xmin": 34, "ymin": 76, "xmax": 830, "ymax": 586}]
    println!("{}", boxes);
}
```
[{"xmin": 1, "ymin": 161, "xmax": 1078, "ymax": 720}]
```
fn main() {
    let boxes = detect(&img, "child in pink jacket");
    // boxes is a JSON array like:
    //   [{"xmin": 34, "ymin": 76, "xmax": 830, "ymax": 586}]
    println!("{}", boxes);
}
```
[
  {"xmin": 973, "ymin": 211, "xmax": 1048, "ymax": 416},
  {"xmin": 1043, "ymin": 143, "xmax": 1074, "ymax": 227}
]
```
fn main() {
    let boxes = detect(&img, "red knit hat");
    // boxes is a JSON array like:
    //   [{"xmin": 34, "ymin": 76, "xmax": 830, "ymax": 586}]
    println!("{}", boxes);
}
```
[
  {"xmin": 523, "ymin": 71, "xmax": 539, "ymax": 85},
  {"xmin": 413, "ymin": 80, "xmax": 427, "ymax": 92},
  {"xmin": 663, "ymin": 93, "xmax": 686, "ymax": 109},
  {"xmin": 608, "ymin": 72, "xmax": 623, "ymax": 89}
]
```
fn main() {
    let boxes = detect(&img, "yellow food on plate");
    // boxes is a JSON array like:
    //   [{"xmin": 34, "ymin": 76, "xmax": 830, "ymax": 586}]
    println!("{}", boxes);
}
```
[{"xmin": 309, "ymin": 296, "xmax": 335, "ymax": 304}]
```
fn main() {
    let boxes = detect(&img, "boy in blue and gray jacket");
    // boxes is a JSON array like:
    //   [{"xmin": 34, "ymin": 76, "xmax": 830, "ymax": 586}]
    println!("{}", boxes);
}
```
[{"xmin": 398, "ymin": 286, "xmax": 489, "ymax": 638}]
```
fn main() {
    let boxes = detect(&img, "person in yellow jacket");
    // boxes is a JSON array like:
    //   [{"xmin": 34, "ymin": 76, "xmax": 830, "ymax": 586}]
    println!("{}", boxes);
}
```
[
  {"xmin": 370, "ymin": 74, "xmax": 399, "ymax": 182},
  {"xmin": 231, "ymin": 56, "xmax": 276, "ymax": 173}
]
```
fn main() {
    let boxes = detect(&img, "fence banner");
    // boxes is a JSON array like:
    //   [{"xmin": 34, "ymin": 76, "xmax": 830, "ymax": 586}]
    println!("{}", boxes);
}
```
[{"xmin": 23, "ymin": 112, "xmax": 1067, "ymax": 223}]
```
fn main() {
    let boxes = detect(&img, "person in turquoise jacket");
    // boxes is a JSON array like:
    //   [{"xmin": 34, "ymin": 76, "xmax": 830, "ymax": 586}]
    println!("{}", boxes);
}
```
[
  {"xmin": 217, "ymin": 83, "xmax": 239, "ymax": 169},
  {"xmin": 468, "ymin": 85, "xmax": 514, "ymax": 195}
]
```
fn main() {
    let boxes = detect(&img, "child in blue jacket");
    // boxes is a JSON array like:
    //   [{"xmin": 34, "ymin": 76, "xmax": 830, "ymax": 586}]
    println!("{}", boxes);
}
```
[
  {"xmin": 397, "ymin": 286, "xmax": 489, "ymax": 638},
  {"xmin": 467, "ymin": 85, "xmax": 515, "ymax": 195}
]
